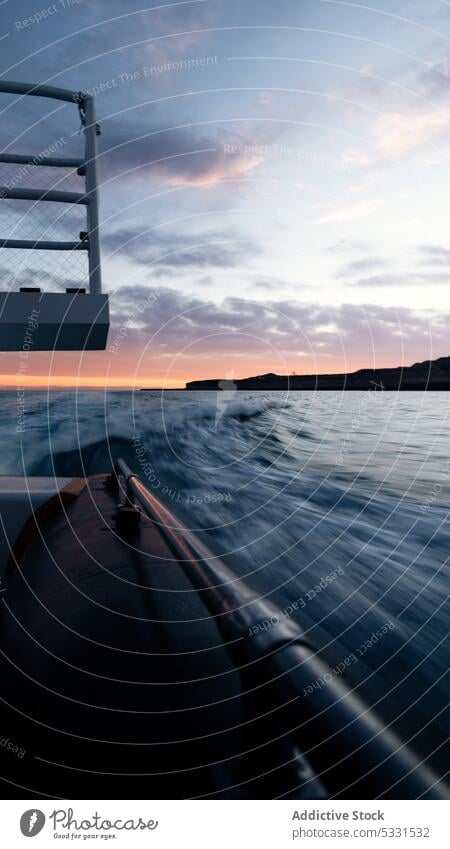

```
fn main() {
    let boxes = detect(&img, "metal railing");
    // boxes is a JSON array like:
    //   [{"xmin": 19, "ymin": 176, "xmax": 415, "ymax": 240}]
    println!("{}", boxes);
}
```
[
  {"xmin": 112, "ymin": 458, "xmax": 449, "ymax": 800},
  {"xmin": 0, "ymin": 80, "xmax": 102, "ymax": 294}
]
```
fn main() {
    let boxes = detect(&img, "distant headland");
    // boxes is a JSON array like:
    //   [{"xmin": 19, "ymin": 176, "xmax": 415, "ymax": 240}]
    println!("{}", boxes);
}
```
[{"xmin": 177, "ymin": 356, "xmax": 450, "ymax": 391}]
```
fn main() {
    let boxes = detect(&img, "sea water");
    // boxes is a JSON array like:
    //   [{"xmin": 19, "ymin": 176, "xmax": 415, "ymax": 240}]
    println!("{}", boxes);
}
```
[{"xmin": 0, "ymin": 389, "xmax": 448, "ymax": 770}]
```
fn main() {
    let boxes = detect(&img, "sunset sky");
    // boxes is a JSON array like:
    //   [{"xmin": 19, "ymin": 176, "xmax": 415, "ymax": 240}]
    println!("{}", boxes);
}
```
[{"xmin": 1, "ymin": 0, "xmax": 450, "ymax": 388}]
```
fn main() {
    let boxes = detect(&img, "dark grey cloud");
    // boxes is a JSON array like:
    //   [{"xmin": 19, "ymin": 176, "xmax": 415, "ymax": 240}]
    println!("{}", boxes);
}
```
[
  {"xmin": 0, "ymin": 0, "xmax": 223, "ymax": 160},
  {"xmin": 98, "ymin": 115, "xmax": 261, "ymax": 188},
  {"xmin": 1, "ymin": 96, "xmax": 255, "ymax": 192},
  {"xmin": 335, "ymin": 245, "xmax": 450, "ymax": 288},
  {"xmin": 352, "ymin": 271, "xmax": 450, "ymax": 287},
  {"xmin": 101, "ymin": 124, "xmax": 207, "ymax": 180},
  {"xmin": 349, "ymin": 274, "xmax": 403, "ymax": 288},
  {"xmin": 415, "ymin": 54, "xmax": 450, "ymax": 101},
  {"xmin": 250, "ymin": 275, "xmax": 294, "ymax": 292},
  {"xmin": 335, "ymin": 257, "xmax": 387, "ymax": 279},
  {"xmin": 1, "ymin": 0, "xmax": 220, "ymax": 80},
  {"xmin": 102, "ymin": 226, "xmax": 261, "ymax": 271},
  {"xmin": 109, "ymin": 285, "xmax": 450, "ymax": 367},
  {"xmin": 418, "ymin": 244, "xmax": 450, "ymax": 265}
]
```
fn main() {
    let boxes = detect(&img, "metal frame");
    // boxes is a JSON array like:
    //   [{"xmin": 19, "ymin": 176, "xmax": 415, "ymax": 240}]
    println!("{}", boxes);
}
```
[
  {"xmin": 0, "ymin": 80, "xmax": 102, "ymax": 294},
  {"xmin": 0, "ymin": 154, "xmax": 84, "ymax": 169},
  {"xmin": 112, "ymin": 457, "xmax": 449, "ymax": 800},
  {"xmin": 0, "ymin": 240, "xmax": 88, "ymax": 251}
]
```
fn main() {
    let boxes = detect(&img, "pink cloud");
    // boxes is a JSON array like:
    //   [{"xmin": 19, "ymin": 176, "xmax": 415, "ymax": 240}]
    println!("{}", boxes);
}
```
[
  {"xmin": 343, "ymin": 109, "xmax": 449, "ymax": 168},
  {"xmin": 376, "ymin": 110, "xmax": 449, "ymax": 158},
  {"xmin": 157, "ymin": 146, "xmax": 264, "ymax": 187},
  {"xmin": 315, "ymin": 199, "xmax": 380, "ymax": 224}
]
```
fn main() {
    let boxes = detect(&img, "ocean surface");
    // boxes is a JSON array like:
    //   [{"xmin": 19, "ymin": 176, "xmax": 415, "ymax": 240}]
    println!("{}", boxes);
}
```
[{"xmin": 1, "ymin": 389, "xmax": 449, "ymax": 768}]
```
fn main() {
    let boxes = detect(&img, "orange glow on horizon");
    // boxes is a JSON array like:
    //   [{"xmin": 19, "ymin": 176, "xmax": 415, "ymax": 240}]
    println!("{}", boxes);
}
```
[
  {"xmin": 0, "ymin": 351, "xmax": 394, "ymax": 390},
  {"xmin": 0, "ymin": 374, "xmax": 185, "ymax": 390},
  {"xmin": 0, "ymin": 354, "xmax": 388, "ymax": 389}
]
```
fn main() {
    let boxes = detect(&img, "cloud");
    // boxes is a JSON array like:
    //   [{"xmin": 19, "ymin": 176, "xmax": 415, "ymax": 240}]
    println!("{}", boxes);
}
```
[
  {"xmin": 416, "ymin": 53, "xmax": 450, "ymax": 100},
  {"xmin": 0, "ymin": 0, "xmax": 231, "ymax": 185},
  {"xmin": 159, "ymin": 145, "xmax": 263, "ymax": 187},
  {"xmin": 341, "ymin": 245, "xmax": 450, "ymax": 288},
  {"xmin": 102, "ymin": 227, "xmax": 261, "ymax": 271},
  {"xmin": 251, "ymin": 276, "xmax": 292, "ymax": 292},
  {"xmin": 352, "ymin": 271, "xmax": 450, "ymax": 287},
  {"xmin": 335, "ymin": 257, "xmax": 387, "ymax": 278},
  {"xmin": 108, "ymin": 286, "xmax": 450, "ymax": 371},
  {"xmin": 100, "ymin": 121, "xmax": 263, "ymax": 188},
  {"xmin": 327, "ymin": 239, "xmax": 370, "ymax": 253},
  {"xmin": 342, "ymin": 108, "xmax": 450, "ymax": 169},
  {"xmin": 315, "ymin": 199, "xmax": 380, "ymax": 224},
  {"xmin": 375, "ymin": 110, "xmax": 449, "ymax": 159},
  {"xmin": 351, "ymin": 274, "xmax": 405, "ymax": 288},
  {"xmin": 1, "ymin": 0, "xmax": 221, "ymax": 76},
  {"xmin": 336, "ymin": 59, "xmax": 450, "ymax": 168},
  {"xmin": 418, "ymin": 245, "xmax": 450, "ymax": 265}
]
